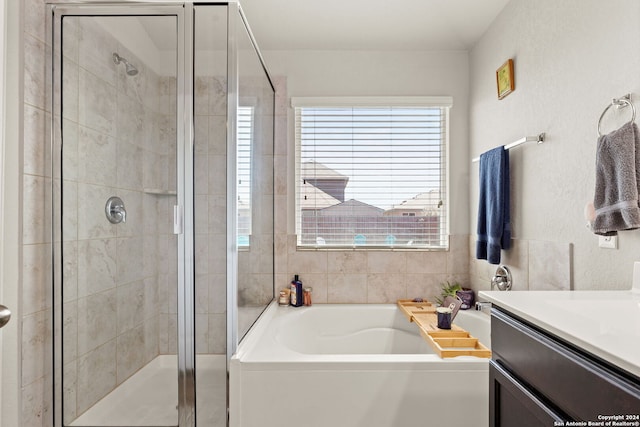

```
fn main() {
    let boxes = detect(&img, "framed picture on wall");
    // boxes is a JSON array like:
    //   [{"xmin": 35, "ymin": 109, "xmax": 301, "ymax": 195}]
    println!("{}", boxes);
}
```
[{"xmin": 496, "ymin": 59, "xmax": 515, "ymax": 99}]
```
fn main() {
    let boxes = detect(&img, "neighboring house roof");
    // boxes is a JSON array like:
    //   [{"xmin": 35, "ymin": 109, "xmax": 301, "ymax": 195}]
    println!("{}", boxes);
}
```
[
  {"xmin": 300, "ymin": 181, "xmax": 341, "ymax": 210},
  {"xmin": 301, "ymin": 160, "xmax": 350, "ymax": 202},
  {"xmin": 319, "ymin": 199, "xmax": 384, "ymax": 216},
  {"xmin": 388, "ymin": 190, "xmax": 441, "ymax": 210},
  {"xmin": 301, "ymin": 160, "xmax": 349, "ymax": 181}
]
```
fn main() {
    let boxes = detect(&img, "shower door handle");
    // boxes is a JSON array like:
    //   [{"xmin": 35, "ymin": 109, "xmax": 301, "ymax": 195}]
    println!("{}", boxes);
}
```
[
  {"xmin": 173, "ymin": 205, "xmax": 183, "ymax": 234},
  {"xmin": 0, "ymin": 304, "xmax": 10, "ymax": 328}
]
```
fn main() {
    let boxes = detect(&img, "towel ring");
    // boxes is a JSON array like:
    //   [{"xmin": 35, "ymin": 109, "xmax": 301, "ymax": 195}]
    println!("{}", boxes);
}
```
[{"xmin": 597, "ymin": 96, "xmax": 636, "ymax": 137}]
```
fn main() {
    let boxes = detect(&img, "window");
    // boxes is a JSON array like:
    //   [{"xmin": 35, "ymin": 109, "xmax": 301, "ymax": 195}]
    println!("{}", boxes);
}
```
[
  {"xmin": 237, "ymin": 106, "xmax": 253, "ymax": 247},
  {"xmin": 293, "ymin": 96, "xmax": 451, "ymax": 249}
]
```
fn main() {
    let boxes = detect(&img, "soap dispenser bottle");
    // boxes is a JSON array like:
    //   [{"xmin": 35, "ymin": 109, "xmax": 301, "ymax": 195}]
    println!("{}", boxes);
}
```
[{"xmin": 290, "ymin": 275, "xmax": 304, "ymax": 307}]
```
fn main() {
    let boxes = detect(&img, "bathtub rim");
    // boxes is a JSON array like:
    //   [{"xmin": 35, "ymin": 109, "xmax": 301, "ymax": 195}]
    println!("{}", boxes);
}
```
[{"xmin": 234, "ymin": 301, "xmax": 491, "ymax": 367}]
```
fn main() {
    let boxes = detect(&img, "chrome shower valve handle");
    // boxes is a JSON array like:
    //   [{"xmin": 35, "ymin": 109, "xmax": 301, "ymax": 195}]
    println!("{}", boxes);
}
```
[
  {"xmin": 0, "ymin": 304, "xmax": 11, "ymax": 328},
  {"xmin": 491, "ymin": 265, "xmax": 512, "ymax": 291},
  {"xmin": 105, "ymin": 196, "xmax": 127, "ymax": 224}
]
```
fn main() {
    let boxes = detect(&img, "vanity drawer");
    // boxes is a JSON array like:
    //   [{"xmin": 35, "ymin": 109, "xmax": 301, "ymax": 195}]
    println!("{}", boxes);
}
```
[
  {"xmin": 491, "ymin": 307, "xmax": 640, "ymax": 421},
  {"xmin": 490, "ymin": 360, "xmax": 565, "ymax": 426}
]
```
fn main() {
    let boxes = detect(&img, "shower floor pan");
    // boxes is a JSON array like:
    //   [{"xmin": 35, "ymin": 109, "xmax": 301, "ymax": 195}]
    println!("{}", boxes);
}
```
[{"xmin": 70, "ymin": 355, "xmax": 226, "ymax": 426}]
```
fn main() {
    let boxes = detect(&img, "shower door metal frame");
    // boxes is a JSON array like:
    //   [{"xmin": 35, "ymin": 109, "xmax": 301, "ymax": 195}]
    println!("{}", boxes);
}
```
[
  {"xmin": 180, "ymin": 5, "xmax": 196, "ymax": 426},
  {"xmin": 225, "ymin": 0, "xmax": 239, "ymax": 366},
  {"xmin": 50, "ymin": 3, "xmax": 198, "ymax": 426}
]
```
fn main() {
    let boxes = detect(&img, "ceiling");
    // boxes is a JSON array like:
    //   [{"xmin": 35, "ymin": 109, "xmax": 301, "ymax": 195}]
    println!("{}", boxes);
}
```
[
  {"xmin": 238, "ymin": 0, "xmax": 511, "ymax": 51},
  {"xmin": 137, "ymin": 0, "xmax": 511, "ymax": 52}
]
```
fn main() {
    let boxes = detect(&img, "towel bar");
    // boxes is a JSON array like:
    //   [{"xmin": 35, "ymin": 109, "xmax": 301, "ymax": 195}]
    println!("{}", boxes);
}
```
[{"xmin": 471, "ymin": 133, "xmax": 545, "ymax": 163}]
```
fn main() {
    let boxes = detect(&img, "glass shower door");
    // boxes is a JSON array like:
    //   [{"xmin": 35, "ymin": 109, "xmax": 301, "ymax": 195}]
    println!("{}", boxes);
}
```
[{"xmin": 55, "ymin": 9, "xmax": 183, "ymax": 426}]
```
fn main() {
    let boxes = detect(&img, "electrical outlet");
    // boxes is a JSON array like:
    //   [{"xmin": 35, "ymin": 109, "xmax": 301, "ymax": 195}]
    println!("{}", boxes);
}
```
[{"xmin": 598, "ymin": 235, "xmax": 618, "ymax": 249}]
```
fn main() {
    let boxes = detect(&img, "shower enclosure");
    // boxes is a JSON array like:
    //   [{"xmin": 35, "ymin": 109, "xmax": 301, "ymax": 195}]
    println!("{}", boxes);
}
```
[{"xmin": 50, "ymin": 3, "xmax": 274, "ymax": 426}]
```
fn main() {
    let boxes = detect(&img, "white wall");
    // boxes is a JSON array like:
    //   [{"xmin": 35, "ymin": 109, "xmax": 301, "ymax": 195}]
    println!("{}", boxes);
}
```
[{"xmin": 469, "ymin": 0, "xmax": 640, "ymax": 290}]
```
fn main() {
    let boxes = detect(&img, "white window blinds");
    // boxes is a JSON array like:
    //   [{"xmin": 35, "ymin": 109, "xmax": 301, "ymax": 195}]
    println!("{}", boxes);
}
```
[
  {"xmin": 237, "ymin": 106, "xmax": 253, "ymax": 246},
  {"xmin": 293, "ymin": 97, "xmax": 451, "ymax": 249}
]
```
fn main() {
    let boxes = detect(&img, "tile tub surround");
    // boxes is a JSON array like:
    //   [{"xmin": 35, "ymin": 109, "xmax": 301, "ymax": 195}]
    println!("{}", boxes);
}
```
[
  {"xmin": 469, "ymin": 237, "xmax": 571, "ymax": 292},
  {"xmin": 273, "ymin": 234, "xmax": 470, "ymax": 304}
]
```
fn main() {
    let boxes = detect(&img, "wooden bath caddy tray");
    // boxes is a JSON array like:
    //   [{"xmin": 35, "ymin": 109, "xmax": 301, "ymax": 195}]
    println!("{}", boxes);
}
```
[
  {"xmin": 397, "ymin": 299, "xmax": 437, "ymax": 321},
  {"xmin": 397, "ymin": 299, "xmax": 491, "ymax": 359}
]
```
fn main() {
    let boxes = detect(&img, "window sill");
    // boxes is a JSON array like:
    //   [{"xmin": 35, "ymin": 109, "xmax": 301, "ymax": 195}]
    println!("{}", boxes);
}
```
[{"xmin": 295, "ymin": 245, "xmax": 449, "ymax": 252}]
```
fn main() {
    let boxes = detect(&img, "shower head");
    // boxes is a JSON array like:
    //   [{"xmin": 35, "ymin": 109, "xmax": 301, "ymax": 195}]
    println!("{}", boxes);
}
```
[{"xmin": 112, "ymin": 52, "xmax": 138, "ymax": 76}]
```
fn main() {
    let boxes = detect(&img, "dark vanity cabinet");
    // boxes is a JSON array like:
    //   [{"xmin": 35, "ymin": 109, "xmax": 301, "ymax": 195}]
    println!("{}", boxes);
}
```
[{"xmin": 490, "ymin": 307, "xmax": 640, "ymax": 426}]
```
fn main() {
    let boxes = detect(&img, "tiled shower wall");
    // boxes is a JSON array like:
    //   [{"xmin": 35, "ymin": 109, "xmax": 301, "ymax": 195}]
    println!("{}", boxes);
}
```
[
  {"xmin": 22, "ymin": 0, "xmax": 55, "ymax": 425},
  {"xmin": 58, "ymin": 18, "xmax": 177, "ymax": 421}
]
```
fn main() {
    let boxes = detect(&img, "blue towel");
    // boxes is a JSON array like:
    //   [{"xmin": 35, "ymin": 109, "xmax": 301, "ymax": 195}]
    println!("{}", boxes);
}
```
[{"xmin": 476, "ymin": 146, "xmax": 511, "ymax": 264}]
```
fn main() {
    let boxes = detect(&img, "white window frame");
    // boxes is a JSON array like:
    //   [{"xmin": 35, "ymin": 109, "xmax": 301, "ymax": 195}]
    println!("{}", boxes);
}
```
[{"xmin": 292, "ymin": 96, "xmax": 452, "ymax": 250}]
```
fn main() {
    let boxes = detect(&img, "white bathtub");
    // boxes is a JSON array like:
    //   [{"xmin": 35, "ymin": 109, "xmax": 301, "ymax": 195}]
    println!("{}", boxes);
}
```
[{"xmin": 229, "ymin": 302, "xmax": 490, "ymax": 427}]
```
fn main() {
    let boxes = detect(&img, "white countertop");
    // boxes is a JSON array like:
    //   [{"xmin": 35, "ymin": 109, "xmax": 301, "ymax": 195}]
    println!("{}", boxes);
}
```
[{"xmin": 479, "ymin": 290, "xmax": 640, "ymax": 379}]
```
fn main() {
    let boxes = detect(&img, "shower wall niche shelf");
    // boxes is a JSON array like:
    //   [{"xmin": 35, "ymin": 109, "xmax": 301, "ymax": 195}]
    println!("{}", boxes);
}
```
[{"xmin": 144, "ymin": 188, "xmax": 177, "ymax": 196}]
